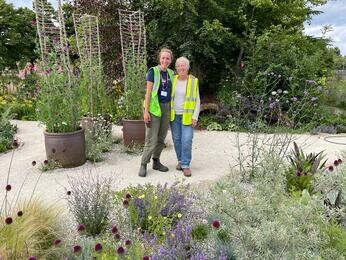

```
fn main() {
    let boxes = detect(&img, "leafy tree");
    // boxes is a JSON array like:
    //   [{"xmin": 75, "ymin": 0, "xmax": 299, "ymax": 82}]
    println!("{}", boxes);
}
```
[{"xmin": 0, "ymin": 0, "xmax": 37, "ymax": 70}]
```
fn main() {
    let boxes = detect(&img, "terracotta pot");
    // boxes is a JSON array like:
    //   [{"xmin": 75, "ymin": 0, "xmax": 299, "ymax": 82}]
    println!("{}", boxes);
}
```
[
  {"xmin": 122, "ymin": 119, "xmax": 145, "ymax": 146},
  {"xmin": 44, "ymin": 128, "xmax": 86, "ymax": 168}
]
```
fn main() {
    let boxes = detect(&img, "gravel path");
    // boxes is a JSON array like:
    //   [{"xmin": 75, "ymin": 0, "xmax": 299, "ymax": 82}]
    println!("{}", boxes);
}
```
[{"xmin": 1, "ymin": 120, "xmax": 345, "ymax": 208}]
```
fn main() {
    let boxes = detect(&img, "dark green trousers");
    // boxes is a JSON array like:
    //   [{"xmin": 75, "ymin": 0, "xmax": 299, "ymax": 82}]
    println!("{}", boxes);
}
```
[{"xmin": 141, "ymin": 102, "xmax": 170, "ymax": 164}]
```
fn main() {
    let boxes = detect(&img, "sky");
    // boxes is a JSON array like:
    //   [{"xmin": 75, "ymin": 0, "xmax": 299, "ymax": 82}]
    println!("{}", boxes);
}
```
[
  {"xmin": 304, "ymin": 0, "xmax": 346, "ymax": 56},
  {"xmin": 6, "ymin": 0, "xmax": 346, "ymax": 56}
]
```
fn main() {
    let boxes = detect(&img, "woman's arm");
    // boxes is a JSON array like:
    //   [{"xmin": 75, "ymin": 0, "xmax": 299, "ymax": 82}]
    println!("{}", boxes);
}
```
[{"xmin": 143, "ymin": 81, "xmax": 153, "ymax": 124}]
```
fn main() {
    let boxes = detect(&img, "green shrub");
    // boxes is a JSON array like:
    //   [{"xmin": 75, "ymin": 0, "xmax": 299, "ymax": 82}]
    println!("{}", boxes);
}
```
[{"xmin": 0, "ymin": 114, "xmax": 17, "ymax": 153}]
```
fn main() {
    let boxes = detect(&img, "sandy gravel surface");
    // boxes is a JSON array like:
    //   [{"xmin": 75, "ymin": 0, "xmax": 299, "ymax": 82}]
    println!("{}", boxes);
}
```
[{"xmin": 1, "ymin": 120, "xmax": 345, "ymax": 208}]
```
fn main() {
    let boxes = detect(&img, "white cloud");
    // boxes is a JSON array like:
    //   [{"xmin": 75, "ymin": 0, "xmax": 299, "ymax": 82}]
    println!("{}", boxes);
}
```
[
  {"xmin": 305, "ymin": 0, "xmax": 346, "ymax": 55},
  {"xmin": 6, "ymin": 0, "xmax": 58, "ymax": 9}
]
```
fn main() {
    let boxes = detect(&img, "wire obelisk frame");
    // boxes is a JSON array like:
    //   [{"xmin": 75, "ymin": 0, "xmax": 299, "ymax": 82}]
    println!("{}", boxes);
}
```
[
  {"xmin": 34, "ymin": 0, "xmax": 72, "ymax": 83},
  {"xmin": 118, "ymin": 9, "xmax": 147, "ymax": 89},
  {"xmin": 73, "ymin": 13, "xmax": 102, "ymax": 115}
]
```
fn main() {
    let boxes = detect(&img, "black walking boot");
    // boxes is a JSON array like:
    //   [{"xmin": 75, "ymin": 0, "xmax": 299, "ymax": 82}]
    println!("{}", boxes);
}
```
[
  {"xmin": 138, "ymin": 163, "xmax": 147, "ymax": 177},
  {"xmin": 152, "ymin": 158, "xmax": 169, "ymax": 172}
]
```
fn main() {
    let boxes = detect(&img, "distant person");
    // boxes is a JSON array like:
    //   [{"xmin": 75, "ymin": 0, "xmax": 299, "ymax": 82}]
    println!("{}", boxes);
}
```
[
  {"xmin": 170, "ymin": 57, "xmax": 200, "ymax": 177},
  {"xmin": 138, "ymin": 48, "xmax": 174, "ymax": 177}
]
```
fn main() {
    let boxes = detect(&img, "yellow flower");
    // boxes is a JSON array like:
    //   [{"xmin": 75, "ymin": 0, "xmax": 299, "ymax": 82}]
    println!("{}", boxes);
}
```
[
  {"xmin": 154, "ymin": 195, "xmax": 158, "ymax": 200},
  {"xmin": 177, "ymin": 213, "xmax": 182, "ymax": 219},
  {"xmin": 138, "ymin": 194, "xmax": 145, "ymax": 199},
  {"xmin": 148, "ymin": 215, "xmax": 152, "ymax": 220}
]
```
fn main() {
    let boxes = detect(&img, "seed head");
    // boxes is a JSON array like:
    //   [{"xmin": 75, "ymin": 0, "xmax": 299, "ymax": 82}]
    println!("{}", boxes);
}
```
[
  {"xmin": 142, "ymin": 256, "xmax": 150, "ymax": 260},
  {"xmin": 117, "ymin": 246, "xmax": 125, "ymax": 255},
  {"xmin": 17, "ymin": 211, "xmax": 23, "ymax": 217},
  {"xmin": 111, "ymin": 225, "xmax": 118, "ymax": 234},
  {"xmin": 28, "ymin": 257, "xmax": 36, "ymax": 260},
  {"xmin": 32, "ymin": 161, "xmax": 36, "ymax": 166},
  {"xmin": 54, "ymin": 239, "xmax": 61, "ymax": 246},
  {"xmin": 212, "ymin": 219, "xmax": 220, "ymax": 229},
  {"xmin": 73, "ymin": 245, "xmax": 82, "ymax": 253},
  {"xmin": 5, "ymin": 184, "xmax": 11, "ymax": 191},
  {"xmin": 77, "ymin": 224, "xmax": 86, "ymax": 232},
  {"xmin": 123, "ymin": 199, "xmax": 129, "ymax": 208},
  {"xmin": 328, "ymin": 165, "xmax": 334, "ymax": 172},
  {"xmin": 125, "ymin": 239, "xmax": 132, "ymax": 247},
  {"xmin": 125, "ymin": 193, "xmax": 131, "ymax": 199},
  {"xmin": 5, "ymin": 217, "xmax": 13, "ymax": 225},
  {"xmin": 95, "ymin": 243, "xmax": 102, "ymax": 252}
]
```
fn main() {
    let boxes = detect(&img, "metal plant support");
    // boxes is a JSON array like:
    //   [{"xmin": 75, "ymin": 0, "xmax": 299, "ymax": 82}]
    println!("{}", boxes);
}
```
[
  {"xmin": 73, "ymin": 13, "xmax": 102, "ymax": 115},
  {"xmin": 34, "ymin": 0, "xmax": 72, "ymax": 83},
  {"xmin": 118, "ymin": 9, "xmax": 147, "ymax": 89}
]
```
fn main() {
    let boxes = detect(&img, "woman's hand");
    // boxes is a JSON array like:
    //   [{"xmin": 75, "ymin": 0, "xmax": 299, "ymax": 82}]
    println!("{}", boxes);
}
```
[
  {"xmin": 192, "ymin": 119, "xmax": 198, "ymax": 128},
  {"xmin": 144, "ymin": 111, "xmax": 151, "ymax": 124}
]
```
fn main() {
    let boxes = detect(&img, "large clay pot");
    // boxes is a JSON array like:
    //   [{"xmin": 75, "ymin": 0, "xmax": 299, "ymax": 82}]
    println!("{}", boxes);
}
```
[
  {"xmin": 122, "ymin": 119, "xmax": 145, "ymax": 146},
  {"xmin": 44, "ymin": 128, "xmax": 86, "ymax": 168}
]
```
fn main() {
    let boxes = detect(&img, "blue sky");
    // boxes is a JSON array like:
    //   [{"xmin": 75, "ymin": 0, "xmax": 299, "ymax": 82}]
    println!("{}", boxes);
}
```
[
  {"xmin": 6, "ymin": 0, "xmax": 346, "ymax": 56},
  {"xmin": 304, "ymin": 0, "xmax": 346, "ymax": 55}
]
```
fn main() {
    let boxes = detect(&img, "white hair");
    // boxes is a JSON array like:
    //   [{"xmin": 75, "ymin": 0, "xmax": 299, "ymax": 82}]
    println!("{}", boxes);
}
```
[{"xmin": 175, "ymin": 56, "xmax": 190, "ymax": 70}]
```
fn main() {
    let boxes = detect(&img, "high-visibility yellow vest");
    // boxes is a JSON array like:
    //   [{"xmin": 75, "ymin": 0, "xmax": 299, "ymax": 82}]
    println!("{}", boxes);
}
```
[
  {"xmin": 170, "ymin": 75, "xmax": 199, "ymax": 125},
  {"xmin": 148, "ymin": 66, "xmax": 174, "ymax": 117}
]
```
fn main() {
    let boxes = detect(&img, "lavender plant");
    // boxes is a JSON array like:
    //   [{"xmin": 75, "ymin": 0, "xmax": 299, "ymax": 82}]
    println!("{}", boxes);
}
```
[
  {"xmin": 114, "ymin": 183, "xmax": 193, "ymax": 242},
  {"xmin": 65, "ymin": 174, "xmax": 114, "ymax": 237}
]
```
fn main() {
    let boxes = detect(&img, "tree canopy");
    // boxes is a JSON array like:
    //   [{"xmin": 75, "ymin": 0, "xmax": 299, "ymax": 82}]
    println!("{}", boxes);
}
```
[{"xmin": 0, "ymin": 0, "xmax": 37, "ymax": 70}]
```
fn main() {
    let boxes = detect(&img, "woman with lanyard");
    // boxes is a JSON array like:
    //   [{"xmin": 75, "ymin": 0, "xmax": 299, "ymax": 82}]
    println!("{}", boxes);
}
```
[{"xmin": 138, "ymin": 48, "xmax": 174, "ymax": 177}]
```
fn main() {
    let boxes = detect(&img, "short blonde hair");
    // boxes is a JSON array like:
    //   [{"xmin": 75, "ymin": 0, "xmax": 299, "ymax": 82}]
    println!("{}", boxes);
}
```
[
  {"xmin": 158, "ymin": 48, "xmax": 173, "ymax": 61},
  {"xmin": 175, "ymin": 56, "xmax": 190, "ymax": 70}
]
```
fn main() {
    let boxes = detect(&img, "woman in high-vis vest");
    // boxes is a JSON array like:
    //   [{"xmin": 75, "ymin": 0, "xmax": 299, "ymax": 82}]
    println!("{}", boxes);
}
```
[
  {"xmin": 138, "ymin": 48, "xmax": 175, "ymax": 177},
  {"xmin": 170, "ymin": 57, "xmax": 200, "ymax": 177}
]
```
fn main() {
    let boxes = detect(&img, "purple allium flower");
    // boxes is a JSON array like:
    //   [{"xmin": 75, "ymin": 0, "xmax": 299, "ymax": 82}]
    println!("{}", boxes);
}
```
[
  {"xmin": 160, "ymin": 208, "xmax": 169, "ymax": 217},
  {"xmin": 95, "ymin": 243, "xmax": 103, "ymax": 252},
  {"xmin": 54, "ymin": 239, "xmax": 61, "ymax": 246},
  {"xmin": 77, "ymin": 224, "xmax": 86, "ymax": 232},
  {"xmin": 338, "ymin": 159, "xmax": 342, "ymax": 164},
  {"xmin": 32, "ymin": 161, "xmax": 36, "ymax": 166},
  {"xmin": 296, "ymin": 171, "xmax": 302, "ymax": 177},
  {"xmin": 117, "ymin": 246, "xmax": 125, "ymax": 255},
  {"xmin": 142, "ymin": 256, "xmax": 150, "ymax": 260},
  {"xmin": 67, "ymin": 191, "xmax": 71, "ymax": 196},
  {"xmin": 125, "ymin": 193, "xmax": 131, "ymax": 199},
  {"xmin": 212, "ymin": 220, "xmax": 220, "ymax": 229},
  {"xmin": 123, "ymin": 199, "xmax": 129, "ymax": 208},
  {"xmin": 5, "ymin": 217, "xmax": 13, "ymax": 225},
  {"xmin": 17, "ymin": 211, "xmax": 23, "ymax": 217},
  {"xmin": 28, "ymin": 257, "xmax": 36, "ymax": 260},
  {"xmin": 44, "ymin": 160, "xmax": 49, "ymax": 165},
  {"xmin": 114, "ymin": 233, "xmax": 121, "ymax": 240},
  {"xmin": 328, "ymin": 165, "xmax": 334, "ymax": 172},
  {"xmin": 5, "ymin": 184, "xmax": 11, "ymax": 191},
  {"xmin": 125, "ymin": 239, "xmax": 132, "ymax": 247},
  {"xmin": 73, "ymin": 245, "xmax": 82, "ymax": 253},
  {"xmin": 334, "ymin": 160, "xmax": 339, "ymax": 166},
  {"xmin": 111, "ymin": 225, "xmax": 118, "ymax": 234},
  {"xmin": 303, "ymin": 172, "xmax": 308, "ymax": 176}
]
